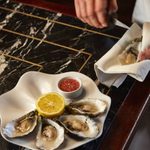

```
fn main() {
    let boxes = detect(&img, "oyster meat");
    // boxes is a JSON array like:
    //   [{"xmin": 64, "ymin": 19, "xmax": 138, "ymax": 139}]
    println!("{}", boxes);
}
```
[
  {"xmin": 118, "ymin": 38, "xmax": 142, "ymax": 65},
  {"xmin": 66, "ymin": 99, "xmax": 107, "ymax": 117},
  {"xmin": 59, "ymin": 115, "xmax": 99, "ymax": 138},
  {"xmin": 3, "ymin": 111, "xmax": 38, "ymax": 138},
  {"xmin": 36, "ymin": 118, "xmax": 64, "ymax": 150}
]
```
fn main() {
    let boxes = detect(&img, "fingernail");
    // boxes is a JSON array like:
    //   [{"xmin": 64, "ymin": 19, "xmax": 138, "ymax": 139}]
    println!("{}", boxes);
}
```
[
  {"xmin": 98, "ymin": 25, "xmax": 103, "ymax": 28},
  {"xmin": 95, "ymin": 25, "xmax": 100, "ymax": 28}
]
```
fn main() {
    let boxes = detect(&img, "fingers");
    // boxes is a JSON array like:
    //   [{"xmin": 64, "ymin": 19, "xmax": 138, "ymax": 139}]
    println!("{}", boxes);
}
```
[
  {"xmin": 79, "ymin": 0, "xmax": 94, "ymax": 26},
  {"xmin": 75, "ymin": 0, "xmax": 99, "ymax": 27},
  {"xmin": 74, "ymin": 0, "xmax": 109, "ymax": 28},
  {"xmin": 138, "ymin": 52, "xmax": 145, "ymax": 61},
  {"xmin": 138, "ymin": 48, "xmax": 150, "ymax": 61},
  {"xmin": 86, "ymin": 0, "xmax": 102, "ymax": 28},
  {"xmin": 74, "ymin": 0, "xmax": 85, "ymax": 23},
  {"xmin": 95, "ymin": 0, "xmax": 108, "ymax": 27}
]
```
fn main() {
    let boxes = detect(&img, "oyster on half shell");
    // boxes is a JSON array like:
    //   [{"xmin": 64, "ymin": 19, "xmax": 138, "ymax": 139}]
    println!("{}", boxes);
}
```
[
  {"xmin": 59, "ymin": 115, "xmax": 99, "ymax": 138},
  {"xmin": 118, "ymin": 38, "xmax": 142, "ymax": 65},
  {"xmin": 36, "ymin": 117, "xmax": 64, "ymax": 150},
  {"xmin": 3, "ymin": 111, "xmax": 38, "ymax": 138},
  {"xmin": 66, "ymin": 99, "xmax": 107, "ymax": 117}
]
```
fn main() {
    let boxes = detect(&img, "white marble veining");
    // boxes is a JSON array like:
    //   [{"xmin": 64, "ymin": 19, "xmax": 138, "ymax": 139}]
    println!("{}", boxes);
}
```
[
  {"xmin": 6, "ymin": 0, "xmax": 10, "ymax": 3},
  {"xmin": 0, "ymin": 4, "xmax": 22, "ymax": 30},
  {"xmin": 35, "ymin": 13, "xmax": 62, "ymax": 48},
  {"xmin": 56, "ymin": 60, "xmax": 72, "ymax": 73},
  {"xmin": 0, "ymin": 53, "xmax": 8, "ymax": 75}
]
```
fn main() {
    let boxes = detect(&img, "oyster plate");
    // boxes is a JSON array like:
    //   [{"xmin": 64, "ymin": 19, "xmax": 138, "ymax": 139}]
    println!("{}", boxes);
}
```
[{"xmin": 0, "ymin": 71, "xmax": 111, "ymax": 150}]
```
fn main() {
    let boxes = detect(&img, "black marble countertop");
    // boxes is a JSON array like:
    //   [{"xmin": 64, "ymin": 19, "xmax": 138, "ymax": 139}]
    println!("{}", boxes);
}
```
[{"xmin": 0, "ymin": 0, "xmax": 135, "ymax": 150}]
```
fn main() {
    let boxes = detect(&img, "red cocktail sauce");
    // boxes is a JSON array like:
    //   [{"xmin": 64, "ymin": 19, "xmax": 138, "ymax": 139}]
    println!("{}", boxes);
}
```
[{"xmin": 59, "ymin": 78, "xmax": 80, "ymax": 92}]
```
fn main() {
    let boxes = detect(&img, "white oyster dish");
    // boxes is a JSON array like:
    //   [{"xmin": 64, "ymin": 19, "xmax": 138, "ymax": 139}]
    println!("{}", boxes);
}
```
[{"xmin": 0, "ymin": 71, "xmax": 111, "ymax": 150}]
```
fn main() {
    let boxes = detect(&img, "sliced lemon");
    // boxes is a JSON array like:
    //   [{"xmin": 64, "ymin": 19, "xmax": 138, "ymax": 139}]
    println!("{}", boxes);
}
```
[{"xmin": 36, "ymin": 92, "xmax": 65, "ymax": 118}]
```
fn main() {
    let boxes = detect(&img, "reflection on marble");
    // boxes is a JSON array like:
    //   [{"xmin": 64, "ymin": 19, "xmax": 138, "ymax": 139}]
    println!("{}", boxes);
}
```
[{"xmin": 0, "ymin": 0, "xmax": 133, "ymax": 150}]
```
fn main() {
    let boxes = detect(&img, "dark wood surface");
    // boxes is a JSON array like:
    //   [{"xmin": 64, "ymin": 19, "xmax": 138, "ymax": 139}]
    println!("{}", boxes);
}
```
[
  {"xmin": 100, "ymin": 72, "xmax": 150, "ymax": 150},
  {"xmin": 14, "ymin": 0, "xmax": 75, "ymax": 17},
  {"xmin": 2, "ymin": 0, "xmax": 150, "ymax": 149}
]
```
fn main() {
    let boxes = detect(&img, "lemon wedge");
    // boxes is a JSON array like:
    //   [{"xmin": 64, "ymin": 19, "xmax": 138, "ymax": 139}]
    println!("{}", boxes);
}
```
[{"xmin": 36, "ymin": 92, "xmax": 65, "ymax": 118}]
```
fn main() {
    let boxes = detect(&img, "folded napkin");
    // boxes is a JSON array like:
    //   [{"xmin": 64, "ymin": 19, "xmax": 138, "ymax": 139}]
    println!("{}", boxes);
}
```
[{"xmin": 94, "ymin": 23, "xmax": 150, "ymax": 87}]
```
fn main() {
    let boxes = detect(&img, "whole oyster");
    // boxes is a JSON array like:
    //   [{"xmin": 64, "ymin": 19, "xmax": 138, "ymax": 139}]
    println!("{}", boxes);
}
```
[
  {"xmin": 59, "ymin": 115, "xmax": 99, "ymax": 138},
  {"xmin": 66, "ymin": 99, "xmax": 107, "ymax": 117},
  {"xmin": 36, "ymin": 117, "xmax": 64, "ymax": 150},
  {"xmin": 3, "ymin": 111, "xmax": 38, "ymax": 138}
]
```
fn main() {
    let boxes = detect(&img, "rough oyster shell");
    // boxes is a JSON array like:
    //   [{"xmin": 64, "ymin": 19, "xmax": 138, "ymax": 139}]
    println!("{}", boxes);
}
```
[
  {"xmin": 36, "ymin": 117, "xmax": 64, "ymax": 150},
  {"xmin": 59, "ymin": 115, "xmax": 99, "ymax": 138},
  {"xmin": 3, "ymin": 111, "xmax": 38, "ymax": 138},
  {"xmin": 66, "ymin": 99, "xmax": 107, "ymax": 117}
]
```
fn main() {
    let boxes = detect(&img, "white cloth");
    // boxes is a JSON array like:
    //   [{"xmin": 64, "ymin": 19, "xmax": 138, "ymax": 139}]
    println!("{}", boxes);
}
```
[
  {"xmin": 115, "ymin": 20, "xmax": 129, "ymax": 29},
  {"xmin": 94, "ymin": 23, "xmax": 150, "ymax": 87},
  {"xmin": 132, "ymin": 0, "xmax": 150, "ymax": 25}
]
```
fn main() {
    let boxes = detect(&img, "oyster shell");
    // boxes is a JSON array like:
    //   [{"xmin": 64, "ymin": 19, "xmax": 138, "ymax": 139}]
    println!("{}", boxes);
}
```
[
  {"xmin": 66, "ymin": 99, "xmax": 107, "ymax": 117},
  {"xmin": 59, "ymin": 115, "xmax": 99, "ymax": 138},
  {"xmin": 3, "ymin": 111, "xmax": 38, "ymax": 138},
  {"xmin": 36, "ymin": 117, "xmax": 64, "ymax": 150}
]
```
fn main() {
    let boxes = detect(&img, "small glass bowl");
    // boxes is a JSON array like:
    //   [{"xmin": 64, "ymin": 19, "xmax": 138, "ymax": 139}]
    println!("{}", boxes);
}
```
[{"xmin": 57, "ymin": 76, "xmax": 83, "ymax": 99}]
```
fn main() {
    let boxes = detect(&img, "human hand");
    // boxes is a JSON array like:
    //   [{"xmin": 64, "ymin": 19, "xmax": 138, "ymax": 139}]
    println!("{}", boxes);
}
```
[
  {"xmin": 138, "ymin": 47, "xmax": 150, "ymax": 61},
  {"xmin": 74, "ymin": 0, "xmax": 118, "ymax": 28}
]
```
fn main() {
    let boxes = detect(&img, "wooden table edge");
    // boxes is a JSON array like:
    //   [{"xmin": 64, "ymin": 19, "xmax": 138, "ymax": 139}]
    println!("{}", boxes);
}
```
[
  {"xmin": 99, "ymin": 73, "xmax": 150, "ymax": 150},
  {"xmin": 14, "ymin": 0, "xmax": 76, "ymax": 17}
]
